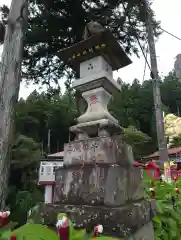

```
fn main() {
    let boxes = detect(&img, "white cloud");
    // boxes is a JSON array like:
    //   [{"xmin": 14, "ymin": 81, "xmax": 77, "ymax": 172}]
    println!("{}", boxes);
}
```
[{"xmin": 1, "ymin": 0, "xmax": 181, "ymax": 98}]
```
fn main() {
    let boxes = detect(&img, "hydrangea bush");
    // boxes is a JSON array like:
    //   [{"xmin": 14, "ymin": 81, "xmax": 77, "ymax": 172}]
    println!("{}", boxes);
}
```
[{"xmin": 144, "ymin": 173, "xmax": 181, "ymax": 240}]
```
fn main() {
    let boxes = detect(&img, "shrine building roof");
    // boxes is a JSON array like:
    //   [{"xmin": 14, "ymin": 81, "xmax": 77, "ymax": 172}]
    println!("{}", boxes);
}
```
[{"xmin": 41, "ymin": 151, "xmax": 64, "ymax": 161}]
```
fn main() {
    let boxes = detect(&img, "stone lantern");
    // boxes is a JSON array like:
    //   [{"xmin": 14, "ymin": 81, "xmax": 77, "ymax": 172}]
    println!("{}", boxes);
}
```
[
  {"xmin": 31, "ymin": 23, "xmax": 155, "ymax": 239},
  {"xmin": 57, "ymin": 28, "xmax": 131, "ymax": 139}
]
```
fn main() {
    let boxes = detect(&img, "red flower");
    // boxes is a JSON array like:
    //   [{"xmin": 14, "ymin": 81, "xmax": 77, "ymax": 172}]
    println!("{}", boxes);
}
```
[
  {"xmin": 0, "ymin": 217, "xmax": 8, "ymax": 227},
  {"xmin": 0, "ymin": 211, "xmax": 10, "ymax": 227},
  {"xmin": 175, "ymin": 186, "xmax": 179, "ymax": 194},
  {"xmin": 58, "ymin": 227, "xmax": 69, "ymax": 240},
  {"xmin": 10, "ymin": 235, "xmax": 16, "ymax": 240}
]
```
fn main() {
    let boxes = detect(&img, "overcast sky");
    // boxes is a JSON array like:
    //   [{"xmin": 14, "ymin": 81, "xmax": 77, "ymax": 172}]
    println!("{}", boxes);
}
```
[{"xmin": 1, "ymin": 0, "xmax": 181, "ymax": 98}]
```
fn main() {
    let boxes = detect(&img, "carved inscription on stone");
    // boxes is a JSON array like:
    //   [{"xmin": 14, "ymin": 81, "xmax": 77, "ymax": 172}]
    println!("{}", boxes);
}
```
[
  {"xmin": 64, "ymin": 142, "xmax": 84, "ymax": 165},
  {"xmin": 64, "ymin": 136, "xmax": 133, "ymax": 166}
]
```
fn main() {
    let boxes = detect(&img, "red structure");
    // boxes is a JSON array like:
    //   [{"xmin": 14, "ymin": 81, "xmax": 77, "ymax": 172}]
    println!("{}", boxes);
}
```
[
  {"xmin": 133, "ymin": 162, "xmax": 145, "ymax": 168},
  {"xmin": 145, "ymin": 161, "xmax": 160, "ymax": 180},
  {"xmin": 133, "ymin": 161, "xmax": 160, "ymax": 180},
  {"xmin": 143, "ymin": 146, "xmax": 181, "ymax": 181}
]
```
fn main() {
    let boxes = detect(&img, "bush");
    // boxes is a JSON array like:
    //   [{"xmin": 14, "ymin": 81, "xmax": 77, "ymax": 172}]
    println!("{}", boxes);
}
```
[{"xmin": 144, "ymin": 173, "xmax": 181, "ymax": 239}]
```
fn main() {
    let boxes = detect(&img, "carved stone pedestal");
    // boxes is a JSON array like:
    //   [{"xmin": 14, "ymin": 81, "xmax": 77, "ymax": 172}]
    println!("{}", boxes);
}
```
[
  {"xmin": 35, "ymin": 26, "xmax": 155, "ymax": 239},
  {"xmin": 31, "ymin": 135, "xmax": 155, "ymax": 238}
]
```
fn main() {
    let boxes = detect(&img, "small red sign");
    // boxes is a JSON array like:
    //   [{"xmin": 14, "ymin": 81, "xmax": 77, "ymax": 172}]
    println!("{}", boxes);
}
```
[{"xmin": 90, "ymin": 95, "xmax": 97, "ymax": 104}]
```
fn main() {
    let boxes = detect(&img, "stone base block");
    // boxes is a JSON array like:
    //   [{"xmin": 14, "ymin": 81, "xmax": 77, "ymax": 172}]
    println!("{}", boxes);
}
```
[
  {"xmin": 54, "ymin": 164, "xmax": 144, "ymax": 206},
  {"xmin": 28, "ymin": 200, "xmax": 156, "ymax": 238},
  {"xmin": 64, "ymin": 135, "xmax": 134, "ymax": 166}
]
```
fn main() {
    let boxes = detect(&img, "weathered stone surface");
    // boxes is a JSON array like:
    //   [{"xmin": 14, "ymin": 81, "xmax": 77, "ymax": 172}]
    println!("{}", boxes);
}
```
[
  {"xmin": 53, "ymin": 164, "xmax": 143, "ymax": 206},
  {"xmin": 28, "ymin": 200, "xmax": 156, "ymax": 238},
  {"xmin": 64, "ymin": 135, "xmax": 134, "ymax": 166},
  {"xmin": 70, "ymin": 119, "xmax": 122, "ymax": 137},
  {"xmin": 77, "ymin": 87, "xmax": 118, "ymax": 124},
  {"xmin": 128, "ymin": 222, "xmax": 154, "ymax": 240}
]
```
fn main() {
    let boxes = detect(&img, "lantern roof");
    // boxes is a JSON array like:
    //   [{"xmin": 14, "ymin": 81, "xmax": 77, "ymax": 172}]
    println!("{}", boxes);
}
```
[{"xmin": 56, "ymin": 30, "xmax": 131, "ymax": 74}]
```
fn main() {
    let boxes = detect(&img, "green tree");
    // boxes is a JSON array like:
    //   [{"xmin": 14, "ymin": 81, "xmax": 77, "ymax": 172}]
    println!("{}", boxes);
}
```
[
  {"xmin": 15, "ymin": 91, "xmax": 77, "ymax": 154},
  {"xmin": 109, "ymin": 79, "xmax": 156, "ymax": 156},
  {"xmin": 0, "ymin": 0, "xmax": 160, "ymax": 89},
  {"xmin": 169, "ymin": 136, "xmax": 181, "ymax": 148},
  {"xmin": 11, "ymin": 135, "xmax": 41, "ymax": 188},
  {"xmin": 123, "ymin": 125, "xmax": 151, "ymax": 160},
  {"xmin": 7, "ymin": 134, "xmax": 43, "ymax": 226},
  {"xmin": 161, "ymin": 71, "xmax": 181, "ymax": 116}
]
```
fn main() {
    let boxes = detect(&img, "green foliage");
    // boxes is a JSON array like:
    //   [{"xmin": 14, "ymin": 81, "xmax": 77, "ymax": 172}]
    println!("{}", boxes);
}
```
[
  {"xmin": 11, "ymin": 224, "xmax": 59, "ymax": 240},
  {"xmin": 161, "ymin": 71, "xmax": 181, "ymax": 114},
  {"xmin": 0, "ymin": 222, "xmax": 119, "ymax": 240},
  {"xmin": 7, "ymin": 189, "xmax": 43, "ymax": 227},
  {"xmin": 144, "ymin": 174, "xmax": 181, "ymax": 240},
  {"xmin": 95, "ymin": 237, "xmax": 119, "ymax": 239},
  {"xmin": 170, "ymin": 135, "xmax": 181, "ymax": 148},
  {"xmin": 123, "ymin": 125, "xmax": 151, "ymax": 160},
  {"xmin": 0, "ymin": 222, "xmax": 18, "ymax": 240},
  {"xmin": 0, "ymin": 228, "xmax": 11, "ymax": 240},
  {"xmin": 15, "ymin": 91, "xmax": 76, "ymax": 153},
  {"xmin": 7, "ymin": 133, "xmax": 43, "ymax": 225},
  {"xmin": 56, "ymin": 214, "xmax": 119, "ymax": 239},
  {"xmin": 0, "ymin": 0, "xmax": 160, "ymax": 89},
  {"xmin": 12, "ymin": 135, "xmax": 41, "ymax": 169},
  {"xmin": 6, "ymin": 126, "xmax": 44, "ymax": 225}
]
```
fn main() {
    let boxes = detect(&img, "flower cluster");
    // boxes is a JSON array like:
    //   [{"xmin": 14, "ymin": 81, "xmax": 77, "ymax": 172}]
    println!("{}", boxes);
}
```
[
  {"xmin": 56, "ymin": 216, "xmax": 69, "ymax": 229},
  {"xmin": 56, "ymin": 214, "xmax": 104, "ymax": 239},
  {"xmin": 94, "ymin": 224, "xmax": 103, "ymax": 237},
  {"xmin": 0, "ymin": 211, "xmax": 10, "ymax": 227},
  {"xmin": 56, "ymin": 217, "xmax": 103, "ymax": 231}
]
